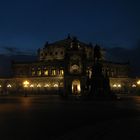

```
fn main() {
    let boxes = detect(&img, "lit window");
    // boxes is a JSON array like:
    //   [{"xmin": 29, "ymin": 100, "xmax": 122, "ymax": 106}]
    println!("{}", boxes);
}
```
[
  {"xmin": 52, "ymin": 70, "xmax": 56, "ymax": 76},
  {"xmin": 86, "ymin": 70, "xmax": 92, "ymax": 78},
  {"xmin": 44, "ymin": 70, "xmax": 48, "ymax": 76},
  {"xmin": 32, "ymin": 71, "xmax": 35, "ymax": 76},
  {"xmin": 31, "ymin": 68, "xmax": 35, "ymax": 76},
  {"xmin": 37, "ymin": 70, "xmax": 41, "ymax": 76},
  {"xmin": 60, "ymin": 70, "xmax": 64, "ymax": 76}
]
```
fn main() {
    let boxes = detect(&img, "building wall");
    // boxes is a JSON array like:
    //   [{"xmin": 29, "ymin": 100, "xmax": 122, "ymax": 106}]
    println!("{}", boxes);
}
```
[
  {"xmin": 0, "ymin": 37, "xmax": 132, "ymax": 95},
  {"xmin": 102, "ymin": 61, "xmax": 129, "ymax": 78}
]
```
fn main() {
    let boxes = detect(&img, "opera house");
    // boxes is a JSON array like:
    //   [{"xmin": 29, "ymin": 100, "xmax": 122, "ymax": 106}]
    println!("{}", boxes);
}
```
[{"xmin": 0, "ymin": 36, "xmax": 133, "ymax": 95}]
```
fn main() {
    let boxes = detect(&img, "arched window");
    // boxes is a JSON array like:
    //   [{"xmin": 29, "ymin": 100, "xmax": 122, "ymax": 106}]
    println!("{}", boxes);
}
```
[
  {"xmin": 59, "ymin": 69, "xmax": 64, "ymax": 76},
  {"xmin": 51, "ymin": 69, "xmax": 56, "ymax": 76},
  {"xmin": 37, "ymin": 68, "xmax": 41, "ymax": 76},
  {"xmin": 31, "ymin": 68, "xmax": 36, "ymax": 76},
  {"xmin": 44, "ymin": 70, "xmax": 48, "ymax": 76}
]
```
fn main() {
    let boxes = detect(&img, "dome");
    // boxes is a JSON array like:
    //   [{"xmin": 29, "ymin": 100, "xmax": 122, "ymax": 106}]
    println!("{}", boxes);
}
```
[{"xmin": 38, "ymin": 36, "xmax": 99, "ymax": 61}]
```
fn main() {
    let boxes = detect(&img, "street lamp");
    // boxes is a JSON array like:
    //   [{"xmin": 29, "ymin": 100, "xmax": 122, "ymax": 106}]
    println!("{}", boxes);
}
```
[
  {"xmin": 23, "ymin": 81, "xmax": 29, "ymax": 87},
  {"xmin": 137, "ymin": 80, "xmax": 140, "ymax": 85},
  {"xmin": 23, "ymin": 80, "xmax": 30, "ymax": 97}
]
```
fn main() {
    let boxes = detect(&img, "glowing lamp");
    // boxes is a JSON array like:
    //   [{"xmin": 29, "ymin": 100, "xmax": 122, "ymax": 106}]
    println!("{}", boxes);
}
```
[
  {"xmin": 37, "ymin": 84, "xmax": 41, "ymax": 87},
  {"xmin": 23, "ymin": 80, "xmax": 30, "ymax": 88},
  {"xmin": 118, "ymin": 84, "xmax": 121, "ymax": 88},
  {"xmin": 137, "ymin": 80, "xmax": 140, "ymax": 85},
  {"xmin": 7, "ymin": 84, "xmax": 12, "ymax": 88},
  {"xmin": 44, "ymin": 84, "xmax": 50, "ymax": 87},
  {"xmin": 113, "ymin": 84, "xmax": 117, "ymax": 87},
  {"xmin": 132, "ymin": 84, "xmax": 136, "ymax": 88},
  {"xmin": 54, "ymin": 84, "xmax": 58, "ymax": 87},
  {"xmin": 30, "ymin": 84, "xmax": 34, "ymax": 88}
]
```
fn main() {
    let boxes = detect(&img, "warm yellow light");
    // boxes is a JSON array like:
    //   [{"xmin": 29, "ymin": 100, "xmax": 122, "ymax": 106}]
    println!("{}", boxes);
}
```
[
  {"xmin": 44, "ymin": 70, "xmax": 48, "ymax": 75},
  {"xmin": 38, "ymin": 70, "xmax": 41, "ymax": 76},
  {"xmin": 72, "ymin": 80, "xmax": 81, "ymax": 94},
  {"xmin": 0, "ymin": 85, "xmax": 1, "ymax": 88},
  {"xmin": 23, "ymin": 80, "xmax": 30, "ymax": 88},
  {"xmin": 77, "ymin": 84, "xmax": 81, "ymax": 92},
  {"xmin": 52, "ymin": 70, "xmax": 56, "ymax": 76},
  {"xmin": 113, "ymin": 84, "xmax": 117, "ymax": 87},
  {"xmin": 32, "ymin": 71, "xmax": 35, "ymax": 76},
  {"xmin": 44, "ymin": 84, "xmax": 50, "ymax": 87},
  {"xmin": 118, "ymin": 84, "xmax": 121, "ymax": 88},
  {"xmin": 54, "ymin": 84, "xmax": 58, "ymax": 87},
  {"xmin": 23, "ymin": 81, "xmax": 29, "ymax": 85},
  {"xmin": 60, "ymin": 70, "xmax": 64, "ymax": 76},
  {"xmin": 30, "ymin": 84, "xmax": 34, "ymax": 88},
  {"xmin": 37, "ymin": 84, "xmax": 41, "ymax": 87},
  {"xmin": 132, "ymin": 84, "xmax": 136, "ymax": 88},
  {"xmin": 72, "ymin": 84, "xmax": 81, "ymax": 93},
  {"xmin": 7, "ymin": 84, "xmax": 12, "ymax": 88},
  {"xmin": 137, "ymin": 80, "xmax": 140, "ymax": 85}
]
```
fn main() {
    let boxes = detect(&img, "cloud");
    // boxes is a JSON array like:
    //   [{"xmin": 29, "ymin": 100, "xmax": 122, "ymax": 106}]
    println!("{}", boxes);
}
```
[{"xmin": 0, "ymin": 46, "xmax": 36, "ymax": 55}]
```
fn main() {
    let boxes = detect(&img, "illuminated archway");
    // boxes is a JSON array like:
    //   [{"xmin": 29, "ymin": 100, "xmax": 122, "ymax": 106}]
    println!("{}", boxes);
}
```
[{"xmin": 72, "ymin": 80, "xmax": 81, "ymax": 95}]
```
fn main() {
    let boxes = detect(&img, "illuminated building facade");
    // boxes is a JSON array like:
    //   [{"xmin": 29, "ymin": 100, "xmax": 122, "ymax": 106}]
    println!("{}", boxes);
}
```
[{"xmin": 0, "ymin": 36, "xmax": 131, "ymax": 95}]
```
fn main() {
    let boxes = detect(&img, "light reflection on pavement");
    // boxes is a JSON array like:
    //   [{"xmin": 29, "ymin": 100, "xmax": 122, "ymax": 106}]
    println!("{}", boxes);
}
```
[{"xmin": 0, "ymin": 95, "xmax": 139, "ymax": 140}]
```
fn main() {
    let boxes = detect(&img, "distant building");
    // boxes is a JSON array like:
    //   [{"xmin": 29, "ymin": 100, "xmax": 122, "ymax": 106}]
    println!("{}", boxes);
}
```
[{"xmin": 0, "ymin": 36, "xmax": 132, "ymax": 95}]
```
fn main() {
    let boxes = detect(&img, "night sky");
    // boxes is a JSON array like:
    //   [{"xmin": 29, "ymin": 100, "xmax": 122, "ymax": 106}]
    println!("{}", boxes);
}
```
[{"xmin": 0, "ymin": 0, "xmax": 140, "ymax": 76}]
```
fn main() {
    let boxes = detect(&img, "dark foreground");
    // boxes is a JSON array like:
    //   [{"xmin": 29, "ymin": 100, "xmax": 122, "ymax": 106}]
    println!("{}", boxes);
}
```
[{"xmin": 0, "ymin": 95, "xmax": 140, "ymax": 140}]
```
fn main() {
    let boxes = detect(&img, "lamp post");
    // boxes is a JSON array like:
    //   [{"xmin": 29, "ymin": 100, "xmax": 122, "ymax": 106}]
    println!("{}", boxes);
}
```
[
  {"xmin": 23, "ymin": 80, "xmax": 29, "ymax": 97},
  {"xmin": 135, "ymin": 80, "xmax": 140, "ymax": 95}
]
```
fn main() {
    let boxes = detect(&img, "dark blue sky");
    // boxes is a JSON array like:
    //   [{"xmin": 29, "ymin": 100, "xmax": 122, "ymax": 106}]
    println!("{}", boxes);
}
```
[{"xmin": 0, "ymin": 0, "xmax": 140, "ymax": 54}]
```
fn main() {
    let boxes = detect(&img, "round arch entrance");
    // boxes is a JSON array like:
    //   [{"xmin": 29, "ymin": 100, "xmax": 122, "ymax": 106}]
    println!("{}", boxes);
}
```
[{"xmin": 72, "ymin": 80, "xmax": 81, "ymax": 95}]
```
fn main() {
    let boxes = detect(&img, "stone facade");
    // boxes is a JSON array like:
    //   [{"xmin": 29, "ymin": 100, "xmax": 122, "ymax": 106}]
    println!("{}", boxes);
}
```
[{"xmin": 0, "ymin": 36, "xmax": 131, "ymax": 95}]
